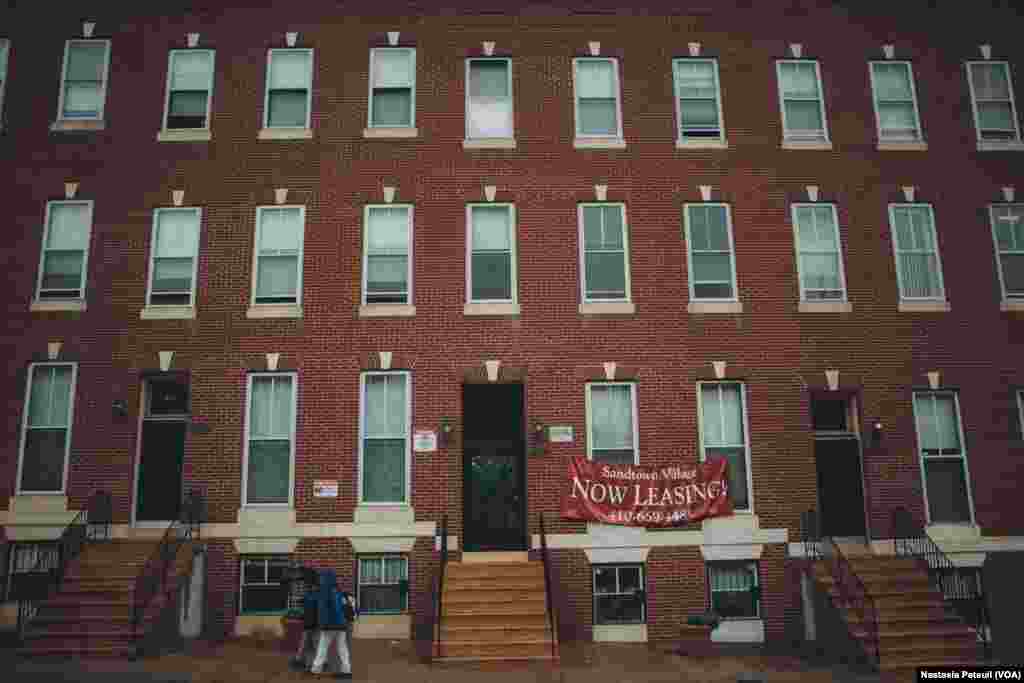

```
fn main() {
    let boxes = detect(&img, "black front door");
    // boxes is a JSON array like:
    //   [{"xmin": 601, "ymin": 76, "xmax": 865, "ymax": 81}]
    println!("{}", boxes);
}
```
[
  {"xmin": 815, "ymin": 438, "xmax": 867, "ymax": 537},
  {"xmin": 137, "ymin": 421, "xmax": 186, "ymax": 522},
  {"xmin": 463, "ymin": 383, "xmax": 526, "ymax": 551}
]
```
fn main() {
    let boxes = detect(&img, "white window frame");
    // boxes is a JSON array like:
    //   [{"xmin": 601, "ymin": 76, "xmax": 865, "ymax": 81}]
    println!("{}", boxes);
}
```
[
  {"xmin": 989, "ymin": 203, "xmax": 1024, "ymax": 302},
  {"xmin": 357, "ymin": 555, "xmax": 409, "ymax": 614},
  {"xmin": 572, "ymin": 57, "xmax": 624, "ymax": 142},
  {"xmin": 965, "ymin": 60, "xmax": 1023, "ymax": 147},
  {"xmin": 35, "ymin": 200, "xmax": 94, "ymax": 303},
  {"xmin": 0, "ymin": 40, "xmax": 9, "ymax": 129},
  {"xmin": 1018, "ymin": 391, "xmax": 1024, "ymax": 441},
  {"xmin": 696, "ymin": 381, "xmax": 754, "ymax": 513},
  {"xmin": 684, "ymin": 203, "xmax": 739, "ymax": 303},
  {"xmin": 464, "ymin": 57, "xmax": 514, "ymax": 141},
  {"xmin": 584, "ymin": 381, "xmax": 639, "ymax": 466},
  {"xmin": 911, "ymin": 391, "xmax": 976, "ymax": 526},
  {"xmin": 241, "ymin": 372, "xmax": 297, "ymax": 507},
  {"xmin": 466, "ymin": 203, "xmax": 517, "ymax": 304},
  {"xmin": 868, "ymin": 60, "xmax": 924, "ymax": 143},
  {"xmin": 775, "ymin": 59, "xmax": 830, "ymax": 144},
  {"xmin": 358, "ymin": 371, "xmax": 412, "ymax": 505},
  {"xmin": 888, "ymin": 203, "xmax": 947, "ymax": 302},
  {"xmin": 790, "ymin": 203, "xmax": 848, "ymax": 303},
  {"xmin": 55, "ymin": 39, "xmax": 112, "ymax": 123},
  {"xmin": 161, "ymin": 48, "xmax": 215, "ymax": 132},
  {"xmin": 239, "ymin": 556, "xmax": 291, "ymax": 614},
  {"xmin": 592, "ymin": 563, "xmax": 646, "ymax": 625},
  {"xmin": 362, "ymin": 204, "xmax": 414, "ymax": 306},
  {"xmin": 250, "ymin": 205, "xmax": 305, "ymax": 307},
  {"xmin": 672, "ymin": 57, "xmax": 726, "ymax": 145},
  {"xmin": 146, "ymin": 207, "xmax": 201, "ymax": 308},
  {"xmin": 367, "ymin": 47, "xmax": 417, "ymax": 130},
  {"xmin": 16, "ymin": 362, "xmax": 78, "ymax": 495},
  {"xmin": 262, "ymin": 48, "xmax": 314, "ymax": 130},
  {"xmin": 707, "ymin": 560, "xmax": 761, "ymax": 619},
  {"xmin": 578, "ymin": 203, "xmax": 631, "ymax": 304}
]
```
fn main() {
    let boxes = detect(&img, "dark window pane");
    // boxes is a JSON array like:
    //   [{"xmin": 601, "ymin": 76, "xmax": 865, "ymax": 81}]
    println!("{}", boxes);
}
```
[
  {"xmin": 593, "ymin": 567, "xmax": 617, "ymax": 594},
  {"xmin": 595, "ymin": 594, "xmax": 644, "ymax": 624},
  {"xmin": 20, "ymin": 429, "xmax": 67, "ymax": 492},
  {"xmin": 593, "ymin": 449, "xmax": 634, "ymax": 465},
  {"xmin": 360, "ymin": 584, "xmax": 404, "ymax": 613},
  {"xmin": 168, "ymin": 90, "xmax": 207, "ymax": 128},
  {"xmin": 925, "ymin": 459, "xmax": 972, "ymax": 523},
  {"xmin": 812, "ymin": 398, "xmax": 848, "ymax": 431},
  {"xmin": 42, "ymin": 252, "xmax": 83, "ymax": 291},
  {"xmin": 148, "ymin": 378, "xmax": 189, "ymax": 416},
  {"xmin": 247, "ymin": 440, "xmax": 291, "ymax": 504},
  {"xmin": 693, "ymin": 282, "xmax": 733, "ymax": 299},
  {"xmin": 372, "ymin": 89, "xmax": 412, "ymax": 127},
  {"xmin": 267, "ymin": 90, "xmax": 307, "ymax": 127},
  {"xmin": 471, "ymin": 252, "xmax": 511, "ymax": 300},
  {"xmin": 585, "ymin": 252, "xmax": 626, "ymax": 299},
  {"xmin": 242, "ymin": 585, "xmax": 286, "ymax": 612},
  {"xmin": 150, "ymin": 293, "xmax": 191, "ymax": 306},
  {"xmin": 712, "ymin": 589, "xmax": 757, "ymax": 618},
  {"xmin": 243, "ymin": 560, "xmax": 266, "ymax": 585},
  {"xmin": 706, "ymin": 448, "xmax": 747, "ymax": 510},
  {"xmin": 362, "ymin": 439, "xmax": 405, "ymax": 503}
]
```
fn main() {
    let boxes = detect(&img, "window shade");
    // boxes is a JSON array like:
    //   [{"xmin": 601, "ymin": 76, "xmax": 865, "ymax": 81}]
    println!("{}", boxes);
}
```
[
  {"xmin": 155, "ymin": 210, "xmax": 199, "ymax": 258},
  {"xmin": 471, "ymin": 206, "xmax": 511, "ymax": 251},
  {"xmin": 365, "ymin": 375, "xmax": 407, "ymax": 437},
  {"xmin": 873, "ymin": 63, "xmax": 912, "ymax": 100},
  {"xmin": 469, "ymin": 61, "xmax": 509, "ymax": 97},
  {"xmin": 368, "ymin": 208, "xmax": 409, "ymax": 252},
  {"xmin": 373, "ymin": 49, "xmax": 413, "ymax": 87},
  {"xmin": 583, "ymin": 207, "xmax": 624, "ymax": 249},
  {"xmin": 258, "ymin": 209, "xmax": 301, "ymax": 253},
  {"xmin": 67, "ymin": 43, "xmax": 107, "ymax": 81},
  {"xmin": 676, "ymin": 62, "xmax": 716, "ymax": 98},
  {"xmin": 171, "ymin": 51, "xmax": 212, "ymax": 90},
  {"xmin": 269, "ymin": 51, "xmax": 311, "ymax": 90},
  {"xmin": 591, "ymin": 385, "xmax": 633, "ymax": 451},
  {"xmin": 710, "ymin": 564, "xmax": 755, "ymax": 591},
  {"xmin": 971, "ymin": 64, "xmax": 1010, "ymax": 100},
  {"xmin": 28, "ymin": 366, "xmax": 72, "ymax": 428},
  {"xmin": 577, "ymin": 60, "xmax": 615, "ymax": 98},
  {"xmin": 250, "ymin": 376, "xmax": 292, "ymax": 438},
  {"xmin": 780, "ymin": 62, "xmax": 819, "ymax": 97},
  {"xmin": 46, "ymin": 204, "xmax": 89, "ymax": 250}
]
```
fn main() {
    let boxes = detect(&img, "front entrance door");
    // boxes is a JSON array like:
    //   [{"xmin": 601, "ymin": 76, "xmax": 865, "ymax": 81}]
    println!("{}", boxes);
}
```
[
  {"xmin": 135, "ymin": 376, "xmax": 188, "ymax": 523},
  {"xmin": 814, "ymin": 438, "xmax": 867, "ymax": 537},
  {"xmin": 463, "ymin": 383, "xmax": 526, "ymax": 551}
]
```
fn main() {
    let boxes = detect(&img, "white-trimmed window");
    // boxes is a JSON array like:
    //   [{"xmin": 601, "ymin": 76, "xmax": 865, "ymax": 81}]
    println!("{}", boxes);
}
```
[
  {"xmin": 708, "ymin": 561, "xmax": 760, "ymax": 619},
  {"xmin": 17, "ymin": 363, "xmax": 77, "ymax": 494},
  {"xmin": 1017, "ymin": 391, "xmax": 1024, "ymax": 440},
  {"xmin": 363, "ymin": 205, "xmax": 412, "ymax": 305},
  {"xmin": 776, "ymin": 60, "xmax": 829, "ymax": 144},
  {"xmin": 36, "ymin": 201, "xmax": 93, "ymax": 302},
  {"xmin": 0, "ymin": 40, "xmax": 9, "ymax": 127},
  {"xmin": 573, "ymin": 57, "xmax": 623, "ymax": 141},
  {"xmin": 243, "ymin": 373, "xmax": 296, "ymax": 506},
  {"xmin": 358, "ymin": 555, "xmax": 408, "ymax": 614},
  {"xmin": 869, "ymin": 61, "xmax": 923, "ymax": 143},
  {"xmin": 162, "ymin": 49, "xmax": 215, "ymax": 131},
  {"xmin": 684, "ymin": 203, "xmax": 738, "ymax": 301},
  {"xmin": 966, "ymin": 61, "xmax": 1022, "ymax": 146},
  {"xmin": 792, "ymin": 203, "xmax": 847, "ymax": 302},
  {"xmin": 360, "ymin": 372, "xmax": 411, "ymax": 504},
  {"xmin": 466, "ymin": 58, "xmax": 513, "ymax": 140},
  {"xmin": 593, "ymin": 564, "xmax": 645, "ymax": 625},
  {"xmin": 585, "ymin": 382, "xmax": 638, "ymax": 465},
  {"xmin": 698, "ymin": 382, "xmax": 751, "ymax": 511},
  {"xmin": 888, "ymin": 204, "xmax": 946, "ymax": 301},
  {"xmin": 673, "ymin": 58, "xmax": 725, "ymax": 144},
  {"xmin": 240, "ymin": 556, "xmax": 290, "ymax": 614},
  {"xmin": 263, "ymin": 49, "xmax": 313, "ymax": 129},
  {"xmin": 912, "ymin": 391, "xmax": 974, "ymax": 524},
  {"xmin": 369, "ymin": 48, "xmax": 416, "ymax": 128},
  {"xmin": 147, "ymin": 208, "xmax": 201, "ymax": 307},
  {"xmin": 56, "ymin": 39, "xmax": 111, "ymax": 122},
  {"xmin": 990, "ymin": 204, "xmax": 1024, "ymax": 301},
  {"xmin": 252, "ymin": 206, "xmax": 304, "ymax": 306},
  {"xmin": 467, "ymin": 204, "xmax": 516, "ymax": 303},
  {"xmin": 579, "ymin": 203, "xmax": 630, "ymax": 303}
]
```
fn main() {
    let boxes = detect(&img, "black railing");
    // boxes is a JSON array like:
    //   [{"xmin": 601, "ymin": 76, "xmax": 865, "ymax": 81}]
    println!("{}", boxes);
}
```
[
  {"xmin": 14, "ymin": 490, "xmax": 112, "ymax": 637},
  {"xmin": 538, "ymin": 513, "xmax": 559, "ymax": 660},
  {"xmin": 131, "ymin": 488, "xmax": 204, "ymax": 657},
  {"xmin": 433, "ymin": 514, "xmax": 448, "ymax": 660},
  {"xmin": 801, "ymin": 508, "xmax": 880, "ymax": 670},
  {"xmin": 891, "ymin": 507, "xmax": 992, "ymax": 660}
]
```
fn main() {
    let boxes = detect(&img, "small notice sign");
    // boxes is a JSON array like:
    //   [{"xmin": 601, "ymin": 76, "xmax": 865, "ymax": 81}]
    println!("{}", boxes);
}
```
[
  {"xmin": 313, "ymin": 480, "xmax": 338, "ymax": 498},
  {"xmin": 548, "ymin": 425, "xmax": 574, "ymax": 443},
  {"xmin": 413, "ymin": 430, "xmax": 437, "ymax": 452}
]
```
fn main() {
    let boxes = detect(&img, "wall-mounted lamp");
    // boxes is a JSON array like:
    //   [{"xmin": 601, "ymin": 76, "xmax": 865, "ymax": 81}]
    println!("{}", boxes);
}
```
[
  {"xmin": 439, "ymin": 416, "xmax": 453, "ymax": 449},
  {"xmin": 529, "ymin": 419, "xmax": 546, "ymax": 456},
  {"xmin": 871, "ymin": 420, "xmax": 884, "ymax": 447},
  {"xmin": 112, "ymin": 399, "xmax": 129, "ymax": 418}
]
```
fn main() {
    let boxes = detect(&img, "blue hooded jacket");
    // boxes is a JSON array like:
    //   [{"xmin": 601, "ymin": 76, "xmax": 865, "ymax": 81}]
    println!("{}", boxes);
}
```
[{"xmin": 316, "ymin": 569, "xmax": 346, "ymax": 630}]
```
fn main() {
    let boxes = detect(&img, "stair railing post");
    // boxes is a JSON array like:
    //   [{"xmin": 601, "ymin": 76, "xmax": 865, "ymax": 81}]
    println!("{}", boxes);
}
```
[
  {"xmin": 435, "ymin": 514, "xmax": 448, "ymax": 660},
  {"xmin": 539, "ymin": 513, "xmax": 558, "ymax": 660}
]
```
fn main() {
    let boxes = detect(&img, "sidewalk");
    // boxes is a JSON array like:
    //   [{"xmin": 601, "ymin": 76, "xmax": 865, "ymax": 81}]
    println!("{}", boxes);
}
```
[{"xmin": 1, "ymin": 637, "xmax": 889, "ymax": 683}]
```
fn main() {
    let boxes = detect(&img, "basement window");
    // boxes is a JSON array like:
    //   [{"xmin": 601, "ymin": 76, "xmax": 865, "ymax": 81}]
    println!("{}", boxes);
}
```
[
  {"xmin": 593, "ymin": 564, "xmax": 645, "ymax": 625},
  {"xmin": 239, "ymin": 556, "xmax": 290, "ymax": 614},
  {"xmin": 5, "ymin": 543, "xmax": 60, "ymax": 601},
  {"xmin": 707, "ymin": 561, "xmax": 760, "ymax": 619},
  {"xmin": 358, "ymin": 555, "xmax": 408, "ymax": 614}
]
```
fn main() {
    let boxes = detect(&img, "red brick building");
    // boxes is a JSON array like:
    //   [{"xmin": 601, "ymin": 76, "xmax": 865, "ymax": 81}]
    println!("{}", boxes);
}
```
[{"xmin": 1, "ymin": 0, "xmax": 1022, "ymax": 663}]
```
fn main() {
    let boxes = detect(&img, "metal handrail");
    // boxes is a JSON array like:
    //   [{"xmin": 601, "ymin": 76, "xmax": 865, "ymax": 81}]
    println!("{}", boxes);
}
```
[
  {"xmin": 801, "ymin": 508, "xmax": 880, "ymax": 670},
  {"xmin": 131, "ymin": 488, "xmax": 204, "ymax": 656},
  {"xmin": 891, "ymin": 507, "xmax": 992, "ymax": 660},
  {"xmin": 14, "ymin": 490, "xmax": 112, "ymax": 636},
  {"xmin": 539, "ymin": 513, "xmax": 559, "ymax": 660},
  {"xmin": 434, "ymin": 514, "xmax": 448, "ymax": 660}
]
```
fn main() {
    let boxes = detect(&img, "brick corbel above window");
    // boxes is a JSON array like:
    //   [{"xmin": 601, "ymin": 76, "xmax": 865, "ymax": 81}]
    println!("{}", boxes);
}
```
[{"xmin": 369, "ymin": 32, "xmax": 417, "ymax": 47}]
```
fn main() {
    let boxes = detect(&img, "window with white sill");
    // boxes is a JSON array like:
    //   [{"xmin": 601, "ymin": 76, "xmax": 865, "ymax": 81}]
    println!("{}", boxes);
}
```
[
  {"xmin": 792, "ymin": 203, "xmax": 847, "ymax": 302},
  {"xmin": 240, "ymin": 556, "xmax": 291, "ymax": 614},
  {"xmin": 708, "ymin": 561, "xmax": 760, "ymax": 618},
  {"xmin": 869, "ymin": 61, "xmax": 924, "ymax": 143},
  {"xmin": 579, "ymin": 203, "xmax": 630, "ymax": 303},
  {"xmin": 698, "ymin": 382, "xmax": 751, "ymax": 511},
  {"xmin": 17, "ymin": 363, "xmax": 77, "ymax": 494},
  {"xmin": 243, "ymin": 373, "xmax": 296, "ymax": 506},
  {"xmin": 990, "ymin": 204, "xmax": 1024, "ymax": 302},
  {"xmin": 252, "ymin": 206, "xmax": 304, "ymax": 306},
  {"xmin": 573, "ymin": 58, "xmax": 622, "ymax": 140},
  {"xmin": 147, "ymin": 207, "xmax": 200, "ymax": 307},
  {"xmin": 673, "ymin": 58, "xmax": 725, "ymax": 144},
  {"xmin": 466, "ymin": 58, "xmax": 512, "ymax": 140},
  {"xmin": 369, "ymin": 48, "xmax": 415, "ymax": 129},
  {"xmin": 776, "ymin": 60, "xmax": 829, "ymax": 144},
  {"xmin": 36, "ymin": 201, "xmax": 93, "ymax": 303},
  {"xmin": 912, "ymin": 391, "xmax": 974, "ymax": 524},
  {"xmin": 358, "ymin": 555, "xmax": 408, "ymax": 613},
  {"xmin": 467, "ymin": 204, "xmax": 516, "ymax": 303},
  {"xmin": 684, "ymin": 204, "xmax": 738, "ymax": 302},
  {"xmin": 593, "ymin": 564, "xmax": 645, "ymax": 625},
  {"xmin": 966, "ymin": 61, "xmax": 1022, "ymax": 145},
  {"xmin": 363, "ymin": 205, "xmax": 412, "ymax": 305},
  {"xmin": 586, "ymin": 382, "xmax": 638, "ymax": 465},
  {"xmin": 264, "ymin": 49, "xmax": 313, "ymax": 130},
  {"xmin": 888, "ymin": 204, "xmax": 946, "ymax": 302},
  {"xmin": 0, "ymin": 40, "xmax": 9, "ymax": 125},
  {"xmin": 56, "ymin": 39, "xmax": 111, "ymax": 122},
  {"xmin": 360, "ymin": 371, "xmax": 410, "ymax": 504},
  {"xmin": 163, "ymin": 49, "xmax": 215, "ymax": 131}
]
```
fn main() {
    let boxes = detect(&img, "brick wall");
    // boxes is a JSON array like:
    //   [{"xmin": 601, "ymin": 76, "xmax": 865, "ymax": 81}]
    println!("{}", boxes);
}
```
[{"xmin": 1, "ymin": 0, "xmax": 1023, "ymax": 642}]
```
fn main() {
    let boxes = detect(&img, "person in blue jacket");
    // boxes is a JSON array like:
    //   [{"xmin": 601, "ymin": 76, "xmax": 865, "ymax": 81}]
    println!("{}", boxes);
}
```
[
  {"xmin": 290, "ymin": 568, "xmax": 319, "ymax": 670},
  {"xmin": 309, "ymin": 569, "xmax": 351, "ymax": 678}
]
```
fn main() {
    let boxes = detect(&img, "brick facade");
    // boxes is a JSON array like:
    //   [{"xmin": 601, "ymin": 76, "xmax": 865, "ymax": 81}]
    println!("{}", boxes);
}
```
[{"xmin": 2, "ymin": 0, "xmax": 1022, "ymax": 647}]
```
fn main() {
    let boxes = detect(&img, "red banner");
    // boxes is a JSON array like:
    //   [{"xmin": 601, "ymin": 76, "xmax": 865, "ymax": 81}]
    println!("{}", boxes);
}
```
[{"xmin": 562, "ymin": 456, "xmax": 733, "ymax": 526}]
